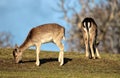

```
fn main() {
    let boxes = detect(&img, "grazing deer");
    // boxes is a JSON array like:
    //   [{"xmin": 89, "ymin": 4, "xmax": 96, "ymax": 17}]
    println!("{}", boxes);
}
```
[
  {"xmin": 81, "ymin": 17, "xmax": 101, "ymax": 59},
  {"xmin": 13, "ymin": 23, "xmax": 65, "ymax": 66}
]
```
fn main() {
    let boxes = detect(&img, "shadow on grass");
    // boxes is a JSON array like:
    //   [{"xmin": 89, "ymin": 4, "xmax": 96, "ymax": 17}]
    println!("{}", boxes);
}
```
[{"xmin": 21, "ymin": 58, "xmax": 72, "ymax": 65}]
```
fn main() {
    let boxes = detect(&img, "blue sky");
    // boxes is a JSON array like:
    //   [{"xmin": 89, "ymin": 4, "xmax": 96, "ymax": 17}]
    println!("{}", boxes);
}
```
[
  {"xmin": 0, "ymin": 0, "xmax": 75, "ymax": 51},
  {"xmin": 0, "ymin": 0, "xmax": 100, "ymax": 51}
]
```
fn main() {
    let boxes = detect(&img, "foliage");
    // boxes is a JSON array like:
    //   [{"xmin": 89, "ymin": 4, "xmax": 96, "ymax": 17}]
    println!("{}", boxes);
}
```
[
  {"xmin": 0, "ymin": 32, "xmax": 13, "ymax": 48},
  {"xmin": 57, "ymin": 0, "xmax": 120, "ymax": 53},
  {"xmin": 0, "ymin": 48, "xmax": 120, "ymax": 78}
]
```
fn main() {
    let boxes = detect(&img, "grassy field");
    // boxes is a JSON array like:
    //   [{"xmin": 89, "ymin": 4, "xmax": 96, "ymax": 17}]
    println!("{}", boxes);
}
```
[{"xmin": 0, "ymin": 48, "xmax": 120, "ymax": 78}]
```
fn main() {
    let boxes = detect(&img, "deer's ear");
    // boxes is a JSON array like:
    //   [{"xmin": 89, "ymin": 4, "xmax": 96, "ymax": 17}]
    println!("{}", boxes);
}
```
[{"xmin": 15, "ymin": 44, "xmax": 18, "ymax": 48}]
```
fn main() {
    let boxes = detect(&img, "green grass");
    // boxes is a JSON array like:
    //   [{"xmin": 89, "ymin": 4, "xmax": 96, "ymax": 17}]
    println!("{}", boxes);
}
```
[{"xmin": 0, "ymin": 48, "xmax": 120, "ymax": 78}]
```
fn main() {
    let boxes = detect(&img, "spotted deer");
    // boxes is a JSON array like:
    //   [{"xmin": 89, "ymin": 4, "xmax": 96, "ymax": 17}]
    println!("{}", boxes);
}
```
[
  {"xmin": 81, "ymin": 17, "xmax": 101, "ymax": 59},
  {"xmin": 13, "ymin": 23, "xmax": 65, "ymax": 66}
]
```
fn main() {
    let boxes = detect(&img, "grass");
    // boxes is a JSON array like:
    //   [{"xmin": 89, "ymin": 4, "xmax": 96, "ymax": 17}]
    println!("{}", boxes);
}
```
[{"xmin": 0, "ymin": 48, "xmax": 120, "ymax": 78}]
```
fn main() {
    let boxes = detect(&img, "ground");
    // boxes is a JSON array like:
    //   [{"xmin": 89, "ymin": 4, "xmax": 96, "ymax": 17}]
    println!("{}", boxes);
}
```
[{"xmin": 0, "ymin": 48, "xmax": 120, "ymax": 78}]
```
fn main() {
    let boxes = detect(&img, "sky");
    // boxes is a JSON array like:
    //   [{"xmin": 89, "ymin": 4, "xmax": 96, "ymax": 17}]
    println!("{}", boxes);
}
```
[
  {"xmin": 0, "ymin": 0, "xmax": 100, "ymax": 51},
  {"xmin": 0, "ymin": 0, "xmax": 77, "ymax": 51}
]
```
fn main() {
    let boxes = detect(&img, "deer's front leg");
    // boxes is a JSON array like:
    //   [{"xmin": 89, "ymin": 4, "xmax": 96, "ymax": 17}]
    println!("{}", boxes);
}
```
[
  {"xmin": 90, "ymin": 40, "xmax": 95, "ymax": 59},
  {"xmin": 36, "ymin": 45, "xmax": 40, "ymax": 66},
  {"xmin": 96, "ymin": 47, "xmax": 101, "ymax": 59}
]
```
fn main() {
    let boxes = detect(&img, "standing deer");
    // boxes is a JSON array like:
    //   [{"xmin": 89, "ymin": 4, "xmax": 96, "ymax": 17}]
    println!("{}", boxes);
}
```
[
  {"xmin": 13, "ymin": 23, "xmax": 65, "ymax": 66},
  {"xmin": 81, "ymin": 17, "xmax": 101, "ymax": 59}
]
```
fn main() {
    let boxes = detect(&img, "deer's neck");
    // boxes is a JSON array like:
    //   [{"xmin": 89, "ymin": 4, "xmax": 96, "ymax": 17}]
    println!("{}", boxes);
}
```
[{"xmin": 19, "ymin": 40, "xmax": 32, "ymax": 52}]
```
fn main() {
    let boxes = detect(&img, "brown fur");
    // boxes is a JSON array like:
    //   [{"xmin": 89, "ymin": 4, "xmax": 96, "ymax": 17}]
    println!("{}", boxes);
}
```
[
  {"xmin": 13, "ymin": 23, "xmax": 65, "ymax": 66},
  {"xmin": 81, "ymin": 17, "xmax": 101, "ymax": 59}
]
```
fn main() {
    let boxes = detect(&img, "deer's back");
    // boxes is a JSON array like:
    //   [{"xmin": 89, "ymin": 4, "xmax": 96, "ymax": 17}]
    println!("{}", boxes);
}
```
[{"xmin": 27, "ymin": 23, "xmax": 65, "ymax": 43}]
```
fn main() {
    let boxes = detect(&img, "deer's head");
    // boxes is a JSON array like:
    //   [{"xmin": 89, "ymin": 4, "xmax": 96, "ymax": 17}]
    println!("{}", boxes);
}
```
[{"xmin": 13, "ymin": 44, "xmax": 22, "ymax": 63}]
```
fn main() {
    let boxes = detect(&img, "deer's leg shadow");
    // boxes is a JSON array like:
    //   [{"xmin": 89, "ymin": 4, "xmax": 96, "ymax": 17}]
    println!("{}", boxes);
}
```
[{"xmin": 21, "ymin": 58, "xmax": 72, "ymax": 65}]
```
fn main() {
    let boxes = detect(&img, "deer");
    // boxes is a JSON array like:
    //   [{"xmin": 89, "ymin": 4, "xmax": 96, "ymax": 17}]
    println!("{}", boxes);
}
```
[
  {"xmin": 81, "ymin": 17, "xmax": 101, "ymax": 59},
  {"xmin": 13, "ymin": 23, "xmax": 65, "ymax": 66}
]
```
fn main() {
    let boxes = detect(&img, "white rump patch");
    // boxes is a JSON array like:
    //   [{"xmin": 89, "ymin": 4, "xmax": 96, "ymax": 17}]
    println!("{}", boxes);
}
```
[
  {"xmin": 88, "ymin": 22, "xmax": 90, "ymax": 28},
  {"xmin": 83, "ymin": 22, "xmax": 87, "ymax": 32},
  {"xmin": 84, "ymin": 22, "xmax": 86, "ymax": 27}
]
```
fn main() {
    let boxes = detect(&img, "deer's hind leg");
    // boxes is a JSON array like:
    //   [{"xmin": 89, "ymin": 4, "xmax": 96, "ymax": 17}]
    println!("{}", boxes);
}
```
[
  {"xmin": 54, "ymin": 39, "xmax": 64, "ymax": 66},
  {"xmin": 89, "ymin": 34, "xmax": 95, "ymax": 59},
  {"xmin": 83, "ymin": 32, "xmax": 89, "ymax": 58}
]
